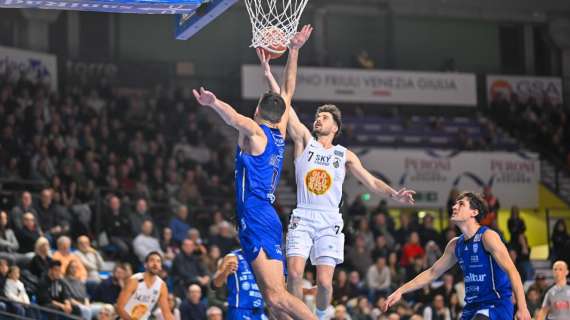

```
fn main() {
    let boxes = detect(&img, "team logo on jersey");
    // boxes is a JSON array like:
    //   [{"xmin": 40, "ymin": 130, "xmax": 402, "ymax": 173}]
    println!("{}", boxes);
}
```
[
  {"xmin": 473, "ymin": 243, "xmax": 479, "ymax": 253},
  {"xmin": 305, "ymin": 168, "xmax": 332, "ymax": 195},
  {"xmin": 333, "ymin": 158, "xmax": 340, "ymax": 168}
]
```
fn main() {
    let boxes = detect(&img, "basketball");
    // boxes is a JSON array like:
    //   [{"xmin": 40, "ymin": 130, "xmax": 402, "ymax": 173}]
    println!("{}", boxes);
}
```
[{"xmin": 259, "ymin": 26, "xmax": 288, "ymax": 59}]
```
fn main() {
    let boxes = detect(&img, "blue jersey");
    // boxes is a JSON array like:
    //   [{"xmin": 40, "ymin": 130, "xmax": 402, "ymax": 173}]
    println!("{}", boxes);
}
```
[
  {"xmin": 227, "ymin": 250, "xmax": 264, "ymax": 310},
  {"xmin": 235, "ymin": 124, "xmax": 285, "ymax": 208},
  {"xmin": 455, "ymin": 226, "xmax": 512, "ymax": 306}
]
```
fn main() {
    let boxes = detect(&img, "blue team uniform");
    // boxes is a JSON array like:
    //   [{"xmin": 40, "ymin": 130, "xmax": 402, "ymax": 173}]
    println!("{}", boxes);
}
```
[
  {"xmin": 455, "ymin": 226, "xmax": 514, "ymax": 320},
  {"xmin": 235, "ymin": 124, "xmax": 285, "ymax": 264},
  {"xmin": 227, "ymin": 249, "xmax": 266, "ymax": 320}
]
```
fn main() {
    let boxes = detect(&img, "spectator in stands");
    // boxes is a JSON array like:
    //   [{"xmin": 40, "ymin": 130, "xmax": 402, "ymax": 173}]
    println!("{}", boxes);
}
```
[
  {"xmin": 202, "ymin": 245, "xmax": 221, "ymax": 275},
  {"xmin": 180, "ymin": 284, "xmax": 207, "ymax": 320},
  {"xmin": 52, "ymin": 236, "xmax": 87, "ymax": 282},
  {"xmin": 366, "ymin": 256, "xmax": 391, "ymax": 302},
  {"xmin": 97, "ymin": 304, "xmax": 116, "ymax": 320},
  {"xmin": 154, "ymin": 293, "xmax": 181, "ymax": 320},
  {"xmin": 418, "ymin": 214, "xmax": 440, "ymax": 246},
  {"xmin": 433, "ymin": 273, "xmax": 456, "ymax": 307},
  {"xmin": 92, "ymin": 263, "xmax": 127, "ymax": 304},
  {"xmin": 160, "ymin": 227, "xmax": 177, "ymax": 267},
  {"xmin": 480, "ymin": 186, "xmax": 499, "ymax": 227},
  {"xmin": 16, "ymin": 212, "xmax": 41, "ymax": 254},
  {"xmin": 206, "ymin": 306, "xmax": 223, "ymax": 320},
  {"xmin": 394, "ymin": 214, "xmax": 417, "ymax": 246},
  {"xmin": 355, "ymin": 218, "xmax": 375, "ymax": 250},
  {"xmin": 172, "ymin": 239, "xmax": 210, "ymax": 298},
  {"xmin": 351, "ymin": 296, "xmax": 373, "ymax": 320},
  {"xmin": 208, "ymin": 221, "xmax": 239, "ymax": 256},
  {"xmin": 75, "ymin": 235, "xmax": 104, "ymax": 283},
  {"xmin": 332, "ymin": 304, "xmax": 351, "ymax": 320},
  {"xmin": 422, "ymin": 294, "xmax": 451, "ymax": 320},
  {"xmin": 4, "ymin": 266, "xmax": 30, "ymax": 317},
  {"xmin": 400, "ymin": 232, "xmax": 424, "ymax": 268},
  {"xmin": 0, "ymin": 210, "xmax": 19, "ymax": 261},
  {"xmin": 37, "ymin": 260, "xmax": 81, "ymax": 317},
  {"xmin": 527, "ymin": 273, "xmax": 549, "ymax": 299},
  {"xmin": 346, "ymin": 235, "xmax": 373, "ymax": 277},
  {"xmin": 102, "ymin": 195, "xmax": 132, "ymax": 257},
  {"xmin": 370, "ymin": 212, "xmax": 395, "ymax": 248},
  {"xmin": 170, "ymin": 205, "xmax": 190, "ymax": 245},
  {"xmin": 507, "ymin": 206, "xmax": 526, "ymax": 242},
  {"xmin": 64, "ymin": 260, "xmax": 92, "ymax": 320},
  {"xmin": 526, "ymin": 287, "xmax": 541, "ymax": 319},
  {"xmin": 9, "ymin": 191, "xmax": 38, "ymax": 232},
  {"xmin": 371, "ymin": 235, "xmax": 391, "ymax": 262},
  {"xmin": 348, "ymin": 195, "xmax": 368, "ymax": 218},
  {"xmin": 133, "ymin": 220, "xmax": 163, "ymax": 263},
  {"xmin": 387, "ymin": 252, "xmax": 404, "ymax": 290},
  {"xmin": 425, "ymin": 240, "xmax": 443, "ymax": 268},
  {"xmin": 29, "ymin": 236, "xmax": 52, "ymax": 278},
  {"xmin": 511, "ymin": 232, "xmax": 533, "ymax": 282},
  {"xmin": 333, "ymin": 270, "xmax": 351, "ymax": 305},
  {"xmin": 348, "ymin": 271, "xmax": 366, "ymax": 299},
  {"xmin": 35, "ymin": 188, "xmax": 70, "ymax": 240},
  {"xmin": 129, "ymin": 198, "xmax": 154, "ymax": 236},
  {"xmin": 551, "ymin": 219, "xmax": 569, "ymax": 265}
]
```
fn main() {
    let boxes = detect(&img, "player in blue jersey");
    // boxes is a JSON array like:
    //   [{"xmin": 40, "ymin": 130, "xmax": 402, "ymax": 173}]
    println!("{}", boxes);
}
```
[
  {"xmin": 193, "ymin": 25, "xmax": 316, "ymax": 320},
  {"xmin": 212, "ymin": 249, "xmax": 267, "ymax": 320},
  {"xmin": 384, "ymin": 191, "xmax": 531, "ymax": 320}
]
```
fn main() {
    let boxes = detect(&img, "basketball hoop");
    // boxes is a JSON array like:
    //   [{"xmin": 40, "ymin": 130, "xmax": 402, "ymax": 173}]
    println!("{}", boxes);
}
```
[{"xmin": 244, "ymin": 0, "xmax": 309, "ymax": 49}]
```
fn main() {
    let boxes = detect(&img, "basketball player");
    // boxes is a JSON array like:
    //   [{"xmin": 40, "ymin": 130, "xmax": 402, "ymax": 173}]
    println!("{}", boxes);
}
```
[
  {"xmin": 117, "ymin": 251, "xmax": 173, "ymax": 320},
  {"xmin": 193, "ymin": 25, "xmax": 316, "ymax": 320},
  {"xmin": 212, "ymin": 249, "xmax": 266, "ymax": 319},
  {"xmin": 260, "ymin": 49, "xmax": 415, "ymax": 319},
  {"xmin": 536, "ymin": 260, "xmax": 570, "ymax": 320},
  {"xmin": 383, "ymin": 192, "xmax": 531, "ymax": 320}
]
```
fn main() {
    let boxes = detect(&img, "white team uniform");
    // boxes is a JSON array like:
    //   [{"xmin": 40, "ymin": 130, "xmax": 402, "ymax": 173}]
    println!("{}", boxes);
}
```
[
  {"xmin": 123, "ymin": 273, "xmax": 164, "ymax": 320},
  {"xmin": 286, "ymin": 138, "xmax": 347, "ymax": 265}
]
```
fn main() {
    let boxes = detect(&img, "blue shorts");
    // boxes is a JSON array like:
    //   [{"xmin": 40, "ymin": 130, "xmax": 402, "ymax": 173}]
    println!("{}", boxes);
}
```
[
  {"xmin": 461, "ymin": 298, "xmax": 514, "ymax": 320},
  {"xmin": 237, "ymin": 202, "xmax": 284, "ymax": 265},
  {"xmin": 227, "ymin": 307, "xmax": 265, "ymax": 320}
]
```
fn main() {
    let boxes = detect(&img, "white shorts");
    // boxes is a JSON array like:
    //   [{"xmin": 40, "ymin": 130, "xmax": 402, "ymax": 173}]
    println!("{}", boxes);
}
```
[{"xmin": 285, "ymin": 208, "xmax": 345, "ymax": 266}]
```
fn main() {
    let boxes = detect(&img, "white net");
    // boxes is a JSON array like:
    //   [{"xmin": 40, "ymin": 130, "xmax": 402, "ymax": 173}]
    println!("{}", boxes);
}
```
[{"xmin": 244, "ymin": 0, "xmax": 309, "ymax": 49}]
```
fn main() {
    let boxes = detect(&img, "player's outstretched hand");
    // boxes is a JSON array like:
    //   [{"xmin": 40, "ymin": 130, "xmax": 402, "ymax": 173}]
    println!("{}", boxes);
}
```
[
  {"xmin": 193, "ymin": 87, "xmax": 216, "ymax": 106},
  {"xmin": 515, "ymin": 308, "xmax": 531, "ymax": 320},
  {"xmin": 289, "ymin": 24, "xmax": 313, "ymax": 49},
  {"xmin": 382, "ymin": 290, "xmax": 402, "ymax": 312},
  {"xmin": 256, "ymin": 48, "xmax": 271, "ymax": 74},
  {"xmin": 392, "ymin": 187, "xmax": 416, "ymax": 205}
]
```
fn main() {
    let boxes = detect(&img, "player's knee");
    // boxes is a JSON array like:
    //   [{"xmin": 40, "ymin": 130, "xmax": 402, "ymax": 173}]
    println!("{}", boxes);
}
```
[
  {"xmin": 316, "ymin": 275, "xmax": 333, "ymax": 293},
  {"xmin": 287, "ymin": 267, "xmax": 304, "ymax": 284}
]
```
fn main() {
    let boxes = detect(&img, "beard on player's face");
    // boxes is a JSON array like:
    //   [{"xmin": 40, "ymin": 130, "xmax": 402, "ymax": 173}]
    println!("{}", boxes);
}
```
[{"xmin": 312, "ymin": 121, "xmax": 336, "ymax": 137}]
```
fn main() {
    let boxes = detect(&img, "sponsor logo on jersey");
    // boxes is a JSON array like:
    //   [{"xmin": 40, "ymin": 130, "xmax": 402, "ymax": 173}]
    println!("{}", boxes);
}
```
[
  {"xmin": 289, "ymin": 216, "xmax": 301, "ymax": 230},
  {"xmin": 465, "ymin": 273, "xmax": 487, "ymax": 282},
  {"xmin": 473, "ymin": 243, "xmax": 479, "ymax": 253},
  {"xmin": 242, "ymin": 281, "xmax": 251, "ymax": 291},
  {"xmin": 314, "ymin": 154, "xmax": 332, "ymax": 166},
  {"xmin": 470, "ymin": 255, "xmax": 479, "ymax": 263},
  {"xmin": 334, "ymin": 150, "xmax": 344, "ymax": 157},
  {"xmin": 305, "ymin": 168, "xmax": 333, "ymax": 195}
]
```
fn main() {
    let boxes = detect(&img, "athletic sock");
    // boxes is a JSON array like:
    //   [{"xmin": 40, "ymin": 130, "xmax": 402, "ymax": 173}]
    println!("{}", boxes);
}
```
[{"xmin": 316, "ymin": 307, "xmax": 328, "ymax": 320}]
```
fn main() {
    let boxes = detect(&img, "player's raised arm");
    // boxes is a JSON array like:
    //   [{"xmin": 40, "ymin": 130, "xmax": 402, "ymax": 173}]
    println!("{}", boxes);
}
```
[
  {"xmin": 383, "ymin": 237, "xmax": 459, "ymax": 312},
  {"xmin": 193, "ymin": 87, "xmax": 264, "ymax": 139},
  {"xmin": 258, "ymin": 48, "xmax": 281, "ymax": 94},
  {"xmin": 482, "ymin": 230, "xmax": 531, "ymax": 320},
  {"xmin": 346, "ymin": 150, "xmax": 416, "ymax": 204},
  {"xmin": 212, "ymin": 254, "xmax": 238, "ymax": 289}
]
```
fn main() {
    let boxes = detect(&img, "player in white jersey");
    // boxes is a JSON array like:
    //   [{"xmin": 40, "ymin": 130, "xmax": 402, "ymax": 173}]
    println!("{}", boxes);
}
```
[
  {"xmin": 261, "ymin": 60, "xmax": 416, "ymax": 319},
  {"xmin": 117, "ymin": 251, "xmax": 173, "ymax": 320}
]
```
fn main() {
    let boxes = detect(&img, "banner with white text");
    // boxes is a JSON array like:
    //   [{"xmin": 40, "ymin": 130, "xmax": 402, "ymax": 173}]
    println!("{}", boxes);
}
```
[
  {"xmin": 0, "ymin": 46, "xmax": 58, "ymax": 91},
  {"xmin": 344, "ymin": 149, "xmax": 539, "ymax": 208},
  {"xmin": 487, "ymin": 75, "xmax": 563, "ymax": 106},
  {"xmin": 242, "ymin": 65, "xmax": 477, "ymax": 106}
]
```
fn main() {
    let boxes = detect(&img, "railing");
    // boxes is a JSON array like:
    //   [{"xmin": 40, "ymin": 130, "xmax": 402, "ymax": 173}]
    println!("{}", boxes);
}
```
[{"xmin": 0, "ymin": 296, "xmax": 82, "ymax": 320}]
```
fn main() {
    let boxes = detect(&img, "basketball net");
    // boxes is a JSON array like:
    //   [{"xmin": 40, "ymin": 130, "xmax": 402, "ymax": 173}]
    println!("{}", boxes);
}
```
[{"xmin": 244, "ymin": 0, "xmax": 309, "ymax": 48}]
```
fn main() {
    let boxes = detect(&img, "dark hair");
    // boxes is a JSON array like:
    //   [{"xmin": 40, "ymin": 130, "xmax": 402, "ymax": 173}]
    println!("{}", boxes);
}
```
[
  {"xmin": 456, "ymin": 191, "xmax": 488, "ymax": 222},
  {"xmin": 145, "ymin": 251, "xmax": 163, "ymax": 263},
  {"xmin": 49, "ymin": 260, "xmax": 62, "ymax": 269},
  {"xmin": 315, "ymin": 104, "xmax": 342, "ymax": 137},
  {"xmin": 258, "ymin": 92, "xmax": 286, "ymax": 124}
]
